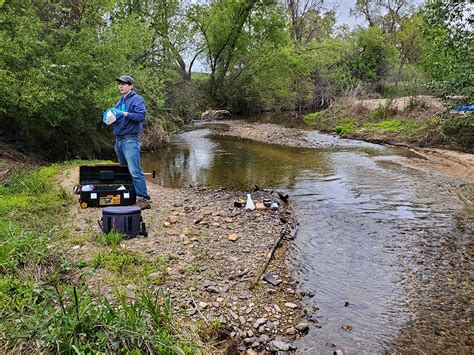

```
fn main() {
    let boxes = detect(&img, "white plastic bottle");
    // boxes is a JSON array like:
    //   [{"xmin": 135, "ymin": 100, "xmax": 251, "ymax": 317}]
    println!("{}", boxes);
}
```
[{"xmin": 245, "ymin": 194, "xmax": 255, "ymax": 210}]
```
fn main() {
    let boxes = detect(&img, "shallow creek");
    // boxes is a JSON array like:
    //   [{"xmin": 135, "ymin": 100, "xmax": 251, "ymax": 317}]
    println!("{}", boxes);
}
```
[{"xmin": 142, "ymin": 119, "xmax": 473, "ymax": 353}]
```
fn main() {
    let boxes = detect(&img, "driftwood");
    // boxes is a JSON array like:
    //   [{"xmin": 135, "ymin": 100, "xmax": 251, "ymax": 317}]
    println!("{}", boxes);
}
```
[{"xmin": 250, "ymin": 223, "xmax": 297, "ymax": 289}]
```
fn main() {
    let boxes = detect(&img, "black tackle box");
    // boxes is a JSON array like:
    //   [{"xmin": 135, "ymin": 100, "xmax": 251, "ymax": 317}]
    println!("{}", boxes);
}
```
[{"xmin": 78, "ymin": 165, "xmax": 136, "ymax": 208}]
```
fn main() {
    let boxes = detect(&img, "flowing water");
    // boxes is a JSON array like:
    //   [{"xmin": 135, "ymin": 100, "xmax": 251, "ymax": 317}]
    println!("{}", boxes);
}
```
[{"xmin": 142, "ymin": 119, "xmax": 473, "ymax": 353}]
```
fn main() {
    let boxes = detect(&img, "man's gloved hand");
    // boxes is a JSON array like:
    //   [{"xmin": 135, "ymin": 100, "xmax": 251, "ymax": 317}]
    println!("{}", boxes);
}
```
[
  {"xmin": 111, "ymin": 108, "xmax": 124, "ymax": 118},
  {"xmin": 103, "ymin": 108, "xmax": 111, "ymax": 123}
]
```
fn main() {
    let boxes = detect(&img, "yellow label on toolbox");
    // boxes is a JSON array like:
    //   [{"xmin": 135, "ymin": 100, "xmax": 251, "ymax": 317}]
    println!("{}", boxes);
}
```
[{"xmin": 100, "ymin": 195, "xmax": 121, "ymax": 205}]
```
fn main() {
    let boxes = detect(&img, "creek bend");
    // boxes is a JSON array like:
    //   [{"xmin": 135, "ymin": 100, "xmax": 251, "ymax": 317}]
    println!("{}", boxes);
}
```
[{"xmin": 142, "ymin": 120, "xmax": 473, "ymax": 353}]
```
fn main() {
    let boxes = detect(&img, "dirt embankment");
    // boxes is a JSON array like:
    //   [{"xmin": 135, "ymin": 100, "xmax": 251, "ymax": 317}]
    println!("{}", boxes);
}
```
[
  {"xmin": 212, "ymin": 120, "xmax": 474, "ymax": 184},
  {"xmin": 60, "ymin": 167, "xmax": 313, "ymax": 353},
  {"xmin": 354, "ymin": 95, "xmax": 445, "ymax": 111}
]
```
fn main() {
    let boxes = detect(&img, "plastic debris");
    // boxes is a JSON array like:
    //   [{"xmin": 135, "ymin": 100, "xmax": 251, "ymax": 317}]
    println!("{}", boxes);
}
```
[{"xmin": 245, "ymin": 194, "xmax": 255, "ymax": 210}]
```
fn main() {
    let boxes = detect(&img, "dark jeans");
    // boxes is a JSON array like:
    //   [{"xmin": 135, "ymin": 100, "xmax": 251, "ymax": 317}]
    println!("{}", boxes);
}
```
[{"xmin": 114, "ymin": 135, "xmax": 149, "ymax": 199}]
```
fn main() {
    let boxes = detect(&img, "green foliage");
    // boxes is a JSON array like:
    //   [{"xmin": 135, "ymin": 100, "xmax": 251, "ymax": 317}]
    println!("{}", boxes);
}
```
[
  {"xmin": 334, "ymin": 119, "xmax": 357, "ymax": 135},
  {"xmin": 362, "ymin": 119, "xmax": 422, "ymax": 135},
  {"xmin": 442, "ymin": 113, "xmax": 474, "ymax": 151},
  {"xmin": 0, "ymin": 221, "xmax": 48, "ymax": 273},
  {"xmin": 304, "ymin": 111, "xmax": 322, "ymax": 125},
  {"xmin": 349, "ymin": 27, "xmax": 399, "ymax": 83},
  {"xmin": 1, "ymin": 0, "xmax": 469, "ymax": 156},
  {"xmin": 100, "ymin": 230, "xmax": 123, "ymax": 247},
  {"xmin": 0, "ymin": 2, "xmax": 170, "ymax": 159},
  {"xmin": 420, "ymin": 1, "xmax": 474, "ymax": 96}
]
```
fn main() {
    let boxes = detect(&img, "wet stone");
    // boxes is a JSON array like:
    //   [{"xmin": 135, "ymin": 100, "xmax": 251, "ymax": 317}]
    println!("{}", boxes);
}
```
[
  {"xmin": 269, "ymin": 340, "xmax": 290, "ymax": 351},
  {"xmin": 296, "ymin": 322, "xmax": 310, "ymax": 333}
]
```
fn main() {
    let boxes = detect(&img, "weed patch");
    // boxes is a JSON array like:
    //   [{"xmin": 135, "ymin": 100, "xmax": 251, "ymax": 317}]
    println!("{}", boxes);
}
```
[
  {"xmin": 1, "ymin": 284, "xmax": 195, "ymax": 353},
  {"xmin": 362, "ymin": 119, "xmax": 423, "ymax": 136},
  {"xmin": 334, "ymin": 118, "xmax": 357, "ymax": 135}
]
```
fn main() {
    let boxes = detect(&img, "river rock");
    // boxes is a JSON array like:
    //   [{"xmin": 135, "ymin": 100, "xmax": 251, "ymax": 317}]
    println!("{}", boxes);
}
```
[
  {"xmin": 229, "ymin": 310, "xmax": 239, "ymax": 320},
  {"xmin": 258, "ymin": 334, "xmax": 270, "ymax": 343},
  {"xmin": 126, "ymin": 283, "xmax": 136, "ymax": 298},
  {"xmin": 269, "ymin": 340, "xmax": 290, "ymax": 351},
  {"xmin": 286, "ymin": 326, "xmax": 296, "ymax": 335},
  {"xmin": 206, "ymin": 285, "xmax": 220, "ymax": 293},
  {"xmin": 265, "ymin": 321, "xmax": 275, "ymax": 330},
  {"xmin": 263, "ymin": 273, "xmax": 281, "ymax": 285},
  {"xmin": 284, "ymin": 302, "xmax": 298, "ymax": 309},
  {"xmin": 296, "ymin": 322, "xmax": 310, "ymax": 333},
  {"xmin": 254, "ymin": 317, "xmax": 267, "ymax": 328}
]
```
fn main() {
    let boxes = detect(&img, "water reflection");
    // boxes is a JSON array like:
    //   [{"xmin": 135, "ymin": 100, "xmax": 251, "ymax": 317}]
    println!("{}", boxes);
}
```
[{"xmin": 143, "ymin": 129, "xmax": 334, "ymax": 190}]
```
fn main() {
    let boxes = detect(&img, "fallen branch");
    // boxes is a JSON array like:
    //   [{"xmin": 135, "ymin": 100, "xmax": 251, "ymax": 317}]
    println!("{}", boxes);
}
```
[{"xmin": 250, "ymin": 224, "xmax": 293, "ymax": 289}]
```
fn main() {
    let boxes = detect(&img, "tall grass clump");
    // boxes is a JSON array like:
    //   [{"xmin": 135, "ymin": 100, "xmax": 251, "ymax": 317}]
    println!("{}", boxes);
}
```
[{"xmin": 0, "ymin": 284, "xmax": 195, "ymax": 353}]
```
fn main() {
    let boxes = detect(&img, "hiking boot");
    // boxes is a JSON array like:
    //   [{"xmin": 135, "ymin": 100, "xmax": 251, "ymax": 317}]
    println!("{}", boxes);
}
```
[{"xmin": 137, "ymin": 197, "xmax": 151, "ymax": 210}]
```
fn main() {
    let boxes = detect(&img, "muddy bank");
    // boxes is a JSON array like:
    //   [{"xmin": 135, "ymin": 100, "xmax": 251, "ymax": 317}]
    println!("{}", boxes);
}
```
[
  {"xmin": 61, "ymin": 167, "xmax": 311, "ymax": 353},
  {"xmin": 211, "ymin": 120, "xmax": 474, "ymax": 183}
]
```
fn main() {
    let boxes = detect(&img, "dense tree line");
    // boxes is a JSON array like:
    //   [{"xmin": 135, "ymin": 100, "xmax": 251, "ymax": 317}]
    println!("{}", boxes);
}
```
[{"xmin": 0, "ymin": 0, "xmax": 472, "ymax": 159}]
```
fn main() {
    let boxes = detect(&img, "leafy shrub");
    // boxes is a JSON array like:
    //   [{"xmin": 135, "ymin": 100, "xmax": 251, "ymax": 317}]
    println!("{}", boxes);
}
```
[
  {"xmin": 443, "ymin": 113, "xmax": 474, "ymax": 152},
  {"xmin": 303, "ymin": 111, "xmax": 322, "ymax": 125}
]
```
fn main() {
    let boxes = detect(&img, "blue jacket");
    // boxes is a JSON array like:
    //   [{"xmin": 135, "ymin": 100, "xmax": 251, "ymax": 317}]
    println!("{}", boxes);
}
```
[{"xmin": 113, "ymin": 90, "xmax": 146, "ymax": 136}]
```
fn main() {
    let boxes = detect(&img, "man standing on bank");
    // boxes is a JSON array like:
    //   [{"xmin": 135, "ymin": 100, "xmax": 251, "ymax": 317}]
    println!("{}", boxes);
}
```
[{"xmin": 108, "ymin": 75, "xmax": 151, "ymax": 210}]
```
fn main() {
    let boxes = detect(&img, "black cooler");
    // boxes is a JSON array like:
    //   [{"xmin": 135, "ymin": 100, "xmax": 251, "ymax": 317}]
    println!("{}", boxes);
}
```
[
  {"xmin": 78, "ymin": 165, "xmax": 136, "ymax": 208},
  {"xmin": 101, "ymin": 206, "xmax": 147, "ymax": 238}
]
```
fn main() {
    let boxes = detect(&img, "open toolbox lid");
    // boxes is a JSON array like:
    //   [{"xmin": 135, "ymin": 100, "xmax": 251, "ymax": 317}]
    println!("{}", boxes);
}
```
[{"xmin": 79, "ymin": 165, "xmax": 133, "ymax": 186}]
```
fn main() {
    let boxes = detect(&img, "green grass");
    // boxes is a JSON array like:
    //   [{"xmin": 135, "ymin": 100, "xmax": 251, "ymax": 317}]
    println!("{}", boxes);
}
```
[
  {"xmin": 0, "ymin": 161, "xmax": 198, "ymax": 353},
  {"xmin": 362, "ymin": 119, "xmax": 422, "ymax": 136},
  {"xmin": 1, "ymin": 282, "xmax": 195, "ymax": 353},
  {"xmin": 303, "ymin": 111, "xmax": 322, "ymax": 125},
  {"xmin": 100, "ymin": 230, "xmax": 123, "ymax": 247},
  {"xmin": 334, "ymin": 118, "xmax": 357, "ymax": 135}
]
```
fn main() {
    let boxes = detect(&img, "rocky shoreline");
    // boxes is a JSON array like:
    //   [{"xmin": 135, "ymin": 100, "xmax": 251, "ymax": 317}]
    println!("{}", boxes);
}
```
[{"xmin": 61, "ymin": 168, "xmax": 313, "ymax": 353}]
